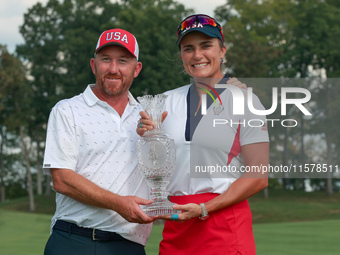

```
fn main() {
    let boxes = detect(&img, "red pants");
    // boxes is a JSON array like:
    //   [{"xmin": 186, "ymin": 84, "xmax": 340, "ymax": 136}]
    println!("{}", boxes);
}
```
[{"xmin": 159, "ymin": 193, "xmax": 256, "ymax": 255}]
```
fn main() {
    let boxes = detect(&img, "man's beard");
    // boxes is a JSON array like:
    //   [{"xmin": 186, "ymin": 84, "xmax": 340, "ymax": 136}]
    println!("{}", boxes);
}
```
[{"xmin": 96, "ymin": 75, "xmax": 128, "ymax": 97}]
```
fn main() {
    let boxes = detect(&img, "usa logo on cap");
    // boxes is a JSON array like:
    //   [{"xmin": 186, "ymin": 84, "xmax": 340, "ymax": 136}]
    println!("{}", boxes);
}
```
[{"xmin": 95, "ymin": 28, "xmax": 139, "ymax": 60}]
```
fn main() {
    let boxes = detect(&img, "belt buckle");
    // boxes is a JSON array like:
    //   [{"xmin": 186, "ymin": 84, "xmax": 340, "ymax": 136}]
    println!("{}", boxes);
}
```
[{"xmin": 92, "ymin": 229, "xmax": 100, "ymax": 241}]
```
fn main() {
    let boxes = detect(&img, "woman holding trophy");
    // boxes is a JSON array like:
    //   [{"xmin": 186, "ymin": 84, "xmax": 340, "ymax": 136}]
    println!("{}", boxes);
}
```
[{"xmin": 138, "ymin": 14, "xmax": 269, "ymax": 255}]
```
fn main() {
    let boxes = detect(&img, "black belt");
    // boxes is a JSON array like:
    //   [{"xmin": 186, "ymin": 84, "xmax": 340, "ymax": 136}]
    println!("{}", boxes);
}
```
[{"xmin": 54, "ymin": 220, "xmax": 125, "ymax": 241}]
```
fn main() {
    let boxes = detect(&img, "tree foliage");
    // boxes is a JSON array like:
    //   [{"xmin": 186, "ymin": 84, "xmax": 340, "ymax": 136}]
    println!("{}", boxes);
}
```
[
  {"xmin": 216, "ymin": 0, "xmax": 340, "ymax": 78},
  {"xmin": 215, "ymin": 0, "xmax": 291, "ymax": 77},
  {"xmin": 0, "ymin": 45, "xmax": 36, "ymax": 208},
  {"xmin": 17, "ymin": 0, "xmax": 191, "ymax": 101},
  {"xmin": 215, "ymin": 0, "xmax": 340, "ymax": 193}
]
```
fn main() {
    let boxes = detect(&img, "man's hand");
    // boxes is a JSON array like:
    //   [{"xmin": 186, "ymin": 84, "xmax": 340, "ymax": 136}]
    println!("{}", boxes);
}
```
[
  {"xmin": 227, "ymin": 77, "xmax": 247, "ymax": 89},
  {"xmin": 114, "ymin": 196, "xmax": 156, "ymax": 224}
]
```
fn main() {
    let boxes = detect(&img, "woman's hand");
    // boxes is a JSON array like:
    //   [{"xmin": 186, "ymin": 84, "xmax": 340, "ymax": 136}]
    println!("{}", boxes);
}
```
[
  {"xmin": 156, "ymin": 203, "xmax": 202, "ymax": 222},
  {"xmin": 227, "ymin": 77, "xmax": 247, "ymax": 89},
  {"xmin": 136, "ymin": 111, "xmax": 168, "ymax": 137}
]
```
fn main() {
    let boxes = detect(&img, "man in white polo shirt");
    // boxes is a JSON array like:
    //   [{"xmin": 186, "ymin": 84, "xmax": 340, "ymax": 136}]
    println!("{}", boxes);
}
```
[{"xmin": 43, "ymin": 29, "xmax": 154, "ymax": 255}]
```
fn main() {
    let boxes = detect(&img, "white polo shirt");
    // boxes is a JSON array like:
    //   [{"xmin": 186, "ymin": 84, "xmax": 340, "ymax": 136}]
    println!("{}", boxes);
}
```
[
  {"xmin": 163, "ymin": 84, "xmax": 269, "ymax": 196},
  {"xmin": 43, "ymin": 84, "xmax": 151, "ymax": 246}
]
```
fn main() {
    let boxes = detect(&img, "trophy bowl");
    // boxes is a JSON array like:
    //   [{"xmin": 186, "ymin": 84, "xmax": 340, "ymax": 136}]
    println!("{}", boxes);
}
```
[{"xmin": 136, "ymin": 94, "xmax": 181, "ymax": 216}]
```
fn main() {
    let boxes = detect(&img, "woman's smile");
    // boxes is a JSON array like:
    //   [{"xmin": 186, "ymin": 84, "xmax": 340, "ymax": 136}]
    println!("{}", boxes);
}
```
[{"xmin": 180, "ymin": 32, "xmax": 226, "ymax": 79}]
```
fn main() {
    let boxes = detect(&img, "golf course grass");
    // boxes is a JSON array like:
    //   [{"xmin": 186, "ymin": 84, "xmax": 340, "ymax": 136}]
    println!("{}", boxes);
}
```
[{"xmin": 0, "ymin": 190, "xmax": 340, "ymax": 254}]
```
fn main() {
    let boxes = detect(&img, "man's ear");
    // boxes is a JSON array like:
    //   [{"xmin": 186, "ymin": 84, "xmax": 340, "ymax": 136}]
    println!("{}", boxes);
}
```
[
  {"xmin": 90, "ymin": 58, "xmax": 96, "ymax": 74},
  {"xmin": 134, "ymin": 62, "xmax": 143, "ymax": 78}
]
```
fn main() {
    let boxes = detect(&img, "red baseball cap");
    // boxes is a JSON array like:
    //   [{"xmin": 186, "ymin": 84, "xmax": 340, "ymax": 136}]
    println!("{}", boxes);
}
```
[{"xmin": 95, "ymin": 29, "xmax": 139, "ymax": 60}]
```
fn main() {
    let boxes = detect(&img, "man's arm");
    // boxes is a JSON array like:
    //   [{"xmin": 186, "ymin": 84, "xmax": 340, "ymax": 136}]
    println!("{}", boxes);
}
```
[{"xmin": 51, "ymin": 168, "xmax": 155, "ymax": 224}]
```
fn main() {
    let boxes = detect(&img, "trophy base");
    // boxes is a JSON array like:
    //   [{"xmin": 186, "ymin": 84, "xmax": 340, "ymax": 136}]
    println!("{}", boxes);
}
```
[{"xmin": 142, "ymin": 201, "xmax": 181, "ymax": 216}]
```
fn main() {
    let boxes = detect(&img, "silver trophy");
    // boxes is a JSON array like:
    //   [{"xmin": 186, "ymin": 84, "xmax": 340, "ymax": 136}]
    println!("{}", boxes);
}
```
[{"xmin": 137, "ymin": 94, "xmax": 180, "ymax": 216}]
